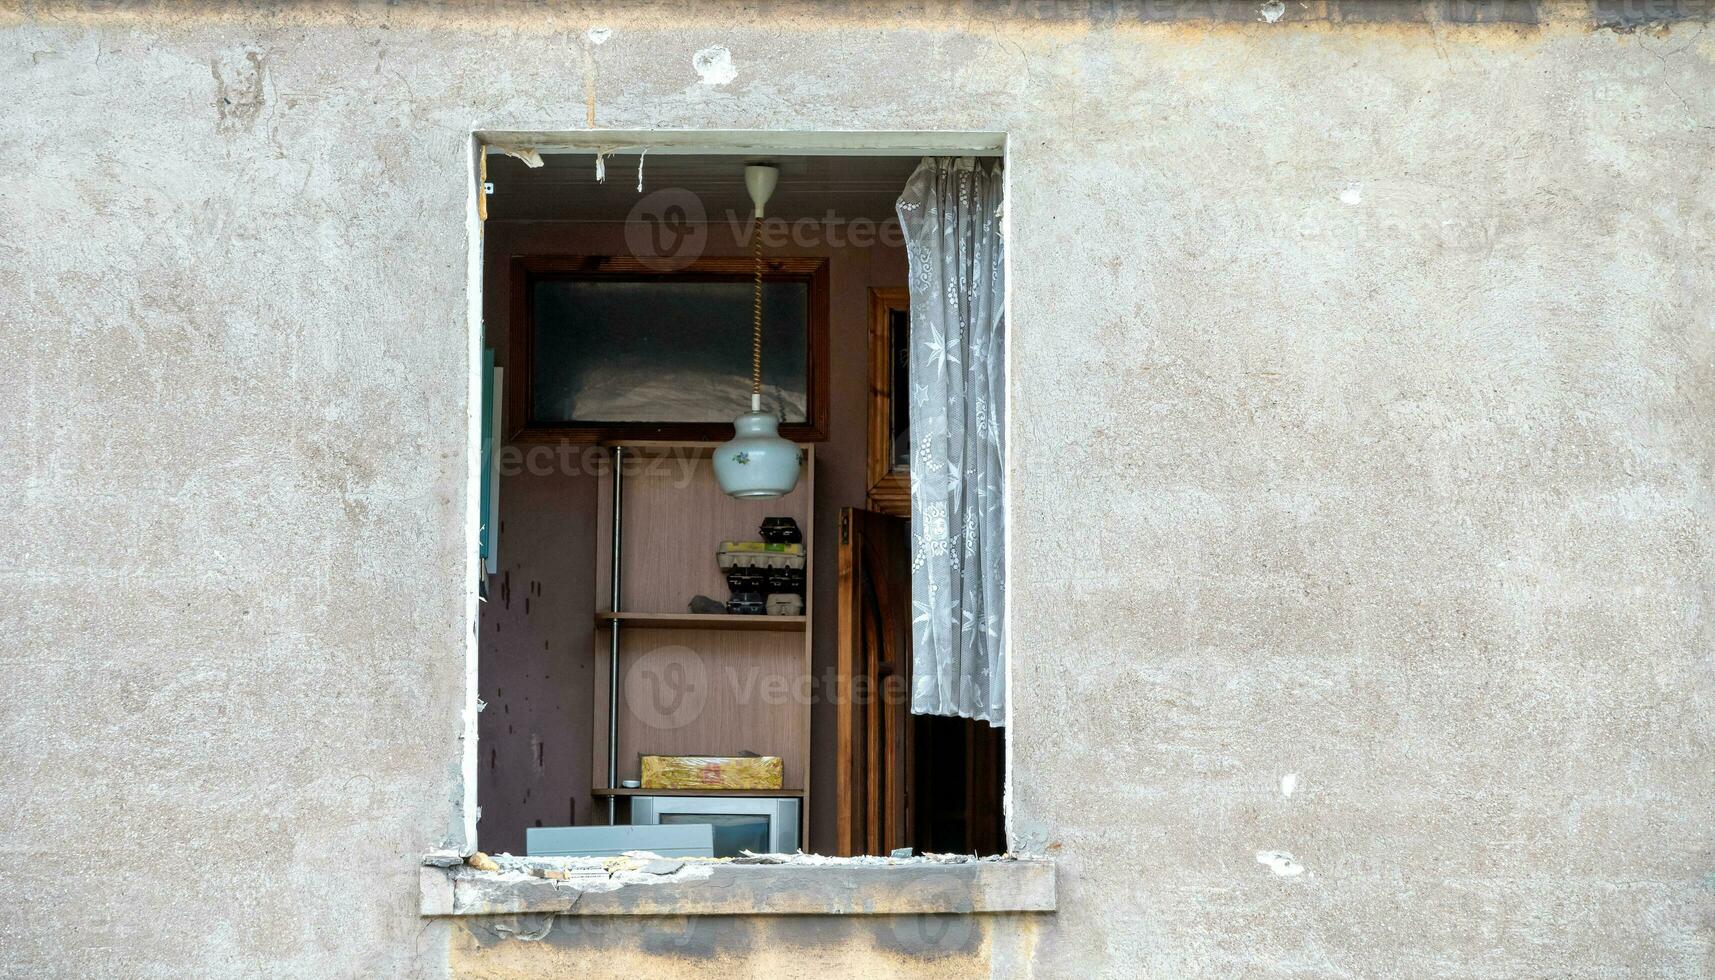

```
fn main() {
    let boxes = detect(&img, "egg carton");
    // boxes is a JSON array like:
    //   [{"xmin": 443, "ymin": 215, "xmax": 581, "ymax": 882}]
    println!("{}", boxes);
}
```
[
  {"xmin": 726, "ymin": 592, "xmax": 766, "ymax": 615},
  {"xmin": 766, "ymin": 594, "xmax": 803, "ymax": 616},
  {"xmin": 726, "ymin": 567, "xmax": 805, "ymax": 597},
  {"xmin": 716, "ymin": 541, "xmax": 806, "ymax": 572},
  {"xmin": 759, "ymin": 517, "xmax": 803, "ymax": 545}
]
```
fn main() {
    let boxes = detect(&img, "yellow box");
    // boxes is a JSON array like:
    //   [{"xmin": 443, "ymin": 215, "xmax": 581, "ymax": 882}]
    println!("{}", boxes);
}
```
[{"xmin": 640, "ymin": 755, "xmax": 784, "ymax": 790}]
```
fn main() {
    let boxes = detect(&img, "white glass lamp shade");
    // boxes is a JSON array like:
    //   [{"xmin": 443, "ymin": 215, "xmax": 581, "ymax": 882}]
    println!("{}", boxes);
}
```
[{"xmin": 714, "ymin": 401, "xmax": 802, "ymax": 499}]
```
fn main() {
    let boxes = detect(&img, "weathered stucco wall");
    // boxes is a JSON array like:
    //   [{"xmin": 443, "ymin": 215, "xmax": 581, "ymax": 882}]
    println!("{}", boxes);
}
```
[{"xmin": 3, "ymin": 1, "xmax": 1712, "ymax": 976}]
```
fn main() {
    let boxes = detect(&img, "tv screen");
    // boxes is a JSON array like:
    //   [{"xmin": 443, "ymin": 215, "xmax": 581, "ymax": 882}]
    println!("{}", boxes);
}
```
[{"xmin": 661, "ymin": 812, "xmax": 772, "ymax": 858}]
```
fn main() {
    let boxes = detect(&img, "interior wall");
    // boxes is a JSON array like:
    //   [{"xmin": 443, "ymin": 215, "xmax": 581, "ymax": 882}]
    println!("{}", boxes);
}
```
[
  {"xmin": 477, "ymin": 216, "xmax": 908, "ymax": 855},
  {"xmin": 475, "ymin": 446, "xmax": 598, "ymax": 850}
]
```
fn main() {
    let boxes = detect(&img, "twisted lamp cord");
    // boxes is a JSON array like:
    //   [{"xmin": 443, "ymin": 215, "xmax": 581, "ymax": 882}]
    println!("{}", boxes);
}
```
[{"xmin": 752, "ymin": 220, "xmax": 764, "ymax": 398}]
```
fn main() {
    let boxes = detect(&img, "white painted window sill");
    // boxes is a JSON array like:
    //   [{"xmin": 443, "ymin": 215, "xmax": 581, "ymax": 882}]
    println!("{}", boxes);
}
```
[{"xmin": 418, "ymin": 854, "xmax": 1056, "ymax": 917}]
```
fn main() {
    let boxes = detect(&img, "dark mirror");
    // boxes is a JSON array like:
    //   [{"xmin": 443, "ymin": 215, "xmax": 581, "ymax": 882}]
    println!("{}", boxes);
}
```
[{"xmin": 532, "ymin": 279, "xmax": 810, "ymax": 424}]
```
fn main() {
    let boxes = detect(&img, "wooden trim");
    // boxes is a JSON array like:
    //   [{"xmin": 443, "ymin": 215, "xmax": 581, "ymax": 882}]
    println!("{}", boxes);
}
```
[
  {"xmin": 599, "ymin": 440, "xmax": 722, "ymax": 450},
  {"xmin": 518, "ymin": 254, "xmax": 825, "ymax": 279},
  {"xmin": 507, "ymin": 254, "xmax": 831, "ymax": 443},
  {"xmin": 866, "ymin": 288, "xmax": 911, "ymax": 516},
  {"xmin": 477, "ymin": 148, "xmax": 488, "ymax": 222},
  {"xmin": 506, "ymin": 255, "xmax": 530, "ymax": 446},
  {"xmin": 835, "ymin": 509, "xmax": 857, "ymax": 855},
  {"xmin": 800, "ymin": 467, "xmax": 815, "ymax": 851}
]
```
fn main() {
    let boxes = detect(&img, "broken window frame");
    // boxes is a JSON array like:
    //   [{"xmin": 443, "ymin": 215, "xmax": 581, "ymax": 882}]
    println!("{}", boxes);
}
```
[{"xmin": 459, "ymin": 130, "xmax": 1015, "ymax": 875}]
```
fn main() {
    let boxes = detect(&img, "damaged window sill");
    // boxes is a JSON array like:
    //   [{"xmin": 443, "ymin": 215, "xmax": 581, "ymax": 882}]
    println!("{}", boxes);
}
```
[{"xmin": 418, "ymin": 851, "xmax": 1056, "ymax": 917}]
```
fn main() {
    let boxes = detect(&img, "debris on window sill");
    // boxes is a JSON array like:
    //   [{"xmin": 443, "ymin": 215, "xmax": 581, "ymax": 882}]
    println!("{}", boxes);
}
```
[{"xmin": 419, "ymin": 850, "xmax": 1055, "ymax": 918}]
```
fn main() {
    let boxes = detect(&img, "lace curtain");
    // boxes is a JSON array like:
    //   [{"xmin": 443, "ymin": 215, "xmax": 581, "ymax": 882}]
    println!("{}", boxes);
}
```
[{"xmin": 895, "ymin": 157, "xmax": 1006, "ymax": 727}]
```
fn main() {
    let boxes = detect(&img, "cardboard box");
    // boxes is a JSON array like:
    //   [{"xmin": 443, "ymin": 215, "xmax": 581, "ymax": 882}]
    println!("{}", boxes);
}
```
[{"xmin": 640, "ymin": 755, "xmax": 784, "ymax": 790}]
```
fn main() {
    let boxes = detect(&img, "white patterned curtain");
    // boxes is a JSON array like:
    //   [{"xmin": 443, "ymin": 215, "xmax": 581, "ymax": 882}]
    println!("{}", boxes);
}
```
[{"xmin": 896, "ymin": 157, "xmax": 1006, "ymax": 727}]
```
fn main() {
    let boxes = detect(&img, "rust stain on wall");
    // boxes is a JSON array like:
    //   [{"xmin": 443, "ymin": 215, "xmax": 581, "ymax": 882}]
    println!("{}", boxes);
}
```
[{"xmin": 445, "ymin": 914, "xmax": 1005, "ymax": 978}]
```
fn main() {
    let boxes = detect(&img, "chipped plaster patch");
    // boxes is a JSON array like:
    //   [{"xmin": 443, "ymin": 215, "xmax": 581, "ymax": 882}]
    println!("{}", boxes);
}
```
[
  {"xmin": 210, "ymin": 47, "xmax": 269, "ymax": 135},
  {"xmin": 1280, "ymin": 773, "xmax": 1299, "ymax": 798},
  {"xmin": 493, "ymin": 915, "xmax": 557, "ymax": 941},
  {"xmin": 1256, "ymin": 850, "xmax": 1305, "ymax": 877},
  {"xmin": 493, "ymin": 145, "xmax": 543, "ymax": 168},
  {"xmin": 1259, "ymin": 1, "xmax": 1286, "ymax": 23},
  {"xmin": 693, "ymin": 45, "xmax": 737, "ymax": 86},
  {"xmin": 1340, "ymin": 183, "xmax": 1363, "ymax": 205},
  {"xmin": 586, "ymin": 27, "xmax": 612, "ymax": 45}
]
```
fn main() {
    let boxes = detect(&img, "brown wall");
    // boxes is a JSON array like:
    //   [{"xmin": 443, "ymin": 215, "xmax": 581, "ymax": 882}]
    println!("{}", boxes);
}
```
[{"xmin": 477, "ymin": 218, "xmax": 907, "ymax": 855}]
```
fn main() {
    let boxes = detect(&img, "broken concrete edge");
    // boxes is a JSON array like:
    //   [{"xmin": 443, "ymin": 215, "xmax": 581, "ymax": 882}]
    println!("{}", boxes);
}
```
[{"xmin": 417, "ymin": 852, "xmax": 1056, "ymax": 917}]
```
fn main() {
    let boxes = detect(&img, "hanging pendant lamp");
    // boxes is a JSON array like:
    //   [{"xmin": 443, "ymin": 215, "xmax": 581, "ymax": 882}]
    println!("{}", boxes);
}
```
[{"xmin": 714, "ymin": 164, "xmax": 802, "ymax": 500}]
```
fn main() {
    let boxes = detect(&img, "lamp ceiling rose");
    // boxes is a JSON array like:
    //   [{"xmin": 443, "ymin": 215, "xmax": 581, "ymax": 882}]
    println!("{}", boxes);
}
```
[{"xmin": 745, "ymin": 164, "xmax": 779, "ymax": 219}]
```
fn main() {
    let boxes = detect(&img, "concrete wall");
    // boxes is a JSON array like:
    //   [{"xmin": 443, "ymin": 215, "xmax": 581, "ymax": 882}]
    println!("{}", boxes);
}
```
[{"xmin": 3, "ymin": 1, "xmax": 1711, "ymax": 976}]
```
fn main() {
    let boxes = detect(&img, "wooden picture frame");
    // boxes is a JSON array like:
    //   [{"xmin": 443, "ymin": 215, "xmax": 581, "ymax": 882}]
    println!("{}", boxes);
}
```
[
  {"xmin": 866, "ymin": 287, "xmax": 910, "ymax": 517},
  {"xmin": 507, "ymin": 255, "xmax": 831, "ymax": 444}
]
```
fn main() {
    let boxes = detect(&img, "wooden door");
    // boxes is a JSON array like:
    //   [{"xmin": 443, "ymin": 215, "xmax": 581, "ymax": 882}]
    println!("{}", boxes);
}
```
[{"xmin": 835, "ymin": 507, "xmax": 912, "ymax": 856}]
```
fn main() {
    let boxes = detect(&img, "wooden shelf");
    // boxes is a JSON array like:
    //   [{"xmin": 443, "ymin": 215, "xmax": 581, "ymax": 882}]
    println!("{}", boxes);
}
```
[
  {"xmin": 592, "ymin": 442, "xmax": 815, "ymax": 845},
  {"xmin": 595, "ymin": 611, "xmax": 807, "ymax": 632},
  {"xmin": 593, "ymin": 787, "xmax": 806, "ymax": 798}
]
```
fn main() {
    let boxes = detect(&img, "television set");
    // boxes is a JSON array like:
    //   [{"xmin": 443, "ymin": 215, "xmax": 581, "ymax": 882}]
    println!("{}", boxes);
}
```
[{"xmin": 630, "ymin": 795, "xmax": 801, "ymax": 858}]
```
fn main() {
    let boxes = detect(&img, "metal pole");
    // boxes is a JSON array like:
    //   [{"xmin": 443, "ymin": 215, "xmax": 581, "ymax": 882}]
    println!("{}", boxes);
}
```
[{"xmin": 606, "ymin": 445, "xmax": 624, "ymax": 825}]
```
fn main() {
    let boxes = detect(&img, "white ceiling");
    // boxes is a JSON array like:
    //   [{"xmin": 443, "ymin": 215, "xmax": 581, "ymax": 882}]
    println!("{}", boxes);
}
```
[{"xmin": 485, "ymin": 152, "xmax": 923, "ymax": 223}]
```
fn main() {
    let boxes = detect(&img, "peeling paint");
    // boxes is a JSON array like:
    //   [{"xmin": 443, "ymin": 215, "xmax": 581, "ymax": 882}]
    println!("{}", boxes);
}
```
[
  {"xmin": 1260, "ymin": 1, "xmax": 1287, "ymax": 24},
  {"xmin": 208, "ymin": 47, "xmax": 268, "ymax": 135},
  {"xmin": 493, "ymin": 914, "xmax": 557, "ymax": 942},
  {"xmin": 692, "ymin": 45, "xmax": 737, "ymax": 85},
  {"xmin": 1256, "ymin": 851, "xmax": 1306, "ymax": 877},
  {"xmin": 492, "ymin": 145, "xmax": 543, "ymax": 168},
  {"xmin": 1280, "ymin": 773, "xmax": 1299, "ymax": 797},
  {"xmin": 586, "ymin": 26, "xmax": 612, "ymax": 44}
]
